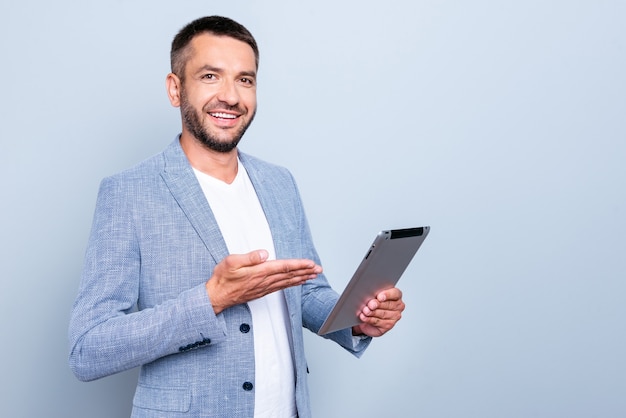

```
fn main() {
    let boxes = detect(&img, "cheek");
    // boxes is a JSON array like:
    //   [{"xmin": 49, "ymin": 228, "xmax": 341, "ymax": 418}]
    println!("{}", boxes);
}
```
[
  {"xmin": 241, "ymin": 89, "xmax": 257, "ymax": 109},
  {"xmin": 187, "ymin": 87, "xmax": 217, "ymax": 108}
]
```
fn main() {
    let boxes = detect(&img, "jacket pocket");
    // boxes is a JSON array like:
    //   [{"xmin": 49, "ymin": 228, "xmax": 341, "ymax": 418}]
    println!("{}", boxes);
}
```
[{"xmin": 133, "ymin": 385, "xmax": 191, "ymax": 412}]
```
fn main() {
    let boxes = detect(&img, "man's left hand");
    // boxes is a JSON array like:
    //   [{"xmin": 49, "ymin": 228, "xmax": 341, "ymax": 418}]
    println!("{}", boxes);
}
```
[{"xmin": 352, "ymin": 287, "xmax": 405, "ymax": 337}]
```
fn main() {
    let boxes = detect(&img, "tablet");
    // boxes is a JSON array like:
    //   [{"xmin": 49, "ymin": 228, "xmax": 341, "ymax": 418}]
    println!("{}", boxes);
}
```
[{"xmin": 317, "ymin": 226, "xmax": 430, "ymax": 335}]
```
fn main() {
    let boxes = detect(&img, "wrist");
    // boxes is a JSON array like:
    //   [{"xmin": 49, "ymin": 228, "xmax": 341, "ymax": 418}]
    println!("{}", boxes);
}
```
[
  {"xmin": 205, "ymin": 279, "xmax": 226, "ymax": 315},
  {"xmin": 351, "ymin": 325, "xmax": 364, "ymax": 336}
]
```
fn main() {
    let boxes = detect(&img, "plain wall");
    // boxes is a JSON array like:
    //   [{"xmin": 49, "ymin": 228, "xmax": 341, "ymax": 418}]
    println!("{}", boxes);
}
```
[{"xmin": 1, "ymin": 1, "xmax": 624, "ymax": 417}]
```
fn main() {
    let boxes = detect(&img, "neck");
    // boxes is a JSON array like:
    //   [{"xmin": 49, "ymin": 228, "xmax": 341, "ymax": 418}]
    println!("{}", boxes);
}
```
[{"xmin": 179, "ymin": 132, "xmax": 238, "ymax": 184}]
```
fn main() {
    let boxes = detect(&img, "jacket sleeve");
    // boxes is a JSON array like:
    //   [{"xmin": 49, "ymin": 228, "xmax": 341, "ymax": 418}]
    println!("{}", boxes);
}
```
[
  {"xmin": 286, "ymin": 172, "xmax": 372, "ymax": 356},
  {"xmin": 300, "ymin": 238, "xmax": 372, "ymax": 356},
  {"xmin": 68, "ymin": 176, "xmax": 226, "ymax": 382}
]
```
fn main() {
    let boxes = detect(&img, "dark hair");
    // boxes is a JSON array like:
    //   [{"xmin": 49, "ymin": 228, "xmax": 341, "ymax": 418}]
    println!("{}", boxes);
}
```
[{"xmin": 170, "ymin": 16, "xmax": 259, "ymax": 80}]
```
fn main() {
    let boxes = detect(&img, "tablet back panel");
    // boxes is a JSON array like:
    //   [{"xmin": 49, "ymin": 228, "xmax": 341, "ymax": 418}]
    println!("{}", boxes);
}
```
[{"xmin": 318, "ymin": 226, "xmax": 429, "ymax": 335}]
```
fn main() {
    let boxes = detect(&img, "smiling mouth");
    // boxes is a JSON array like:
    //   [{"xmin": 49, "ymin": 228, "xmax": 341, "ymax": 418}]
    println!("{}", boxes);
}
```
[{"xmin": 209, "ymin": 112, "xmax": 238, "ymax": 119}]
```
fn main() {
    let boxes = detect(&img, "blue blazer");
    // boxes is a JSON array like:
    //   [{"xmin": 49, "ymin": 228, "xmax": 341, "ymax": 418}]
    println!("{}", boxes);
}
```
[{"xmin": 69, "ymin": 138, "xmax": 370, "ymax": 418}]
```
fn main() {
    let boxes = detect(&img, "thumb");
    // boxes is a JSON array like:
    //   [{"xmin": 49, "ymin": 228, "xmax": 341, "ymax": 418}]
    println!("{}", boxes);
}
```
[
  {"xmin": 249, "ymin": 249, "xmax": 269, "ymax": 265},
  {"xmin": 223, "ymin": 250, "xmax": 269, "ymax": 270}
]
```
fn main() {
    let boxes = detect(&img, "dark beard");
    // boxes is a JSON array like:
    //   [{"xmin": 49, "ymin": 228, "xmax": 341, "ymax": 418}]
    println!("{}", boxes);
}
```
[{"xmin": 180, "ymin": 89, "xmax": 255, "ymax": 153}]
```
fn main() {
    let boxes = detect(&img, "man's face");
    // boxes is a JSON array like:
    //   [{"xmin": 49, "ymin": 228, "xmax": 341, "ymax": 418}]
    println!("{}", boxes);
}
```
[{"xmin": 178, "ymin": 34, "xmax": 257, "ymax": 153}]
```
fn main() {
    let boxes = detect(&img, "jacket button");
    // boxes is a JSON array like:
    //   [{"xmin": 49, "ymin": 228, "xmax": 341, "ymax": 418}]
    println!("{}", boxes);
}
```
[
  {"xmin": 239, "ymin": 323, "xmax": 250, "ymax": 333},
  {"xmin": 242, "ymin": 381, "xmax": 254, "ymax": 391}
]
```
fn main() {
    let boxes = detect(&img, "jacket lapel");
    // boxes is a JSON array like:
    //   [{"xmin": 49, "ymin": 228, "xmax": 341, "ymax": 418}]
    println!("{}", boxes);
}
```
[
  {"xmin": 240, "ymin": 153, "xmax": 301, "ymax": 316},
  {"xmin": 239, "ymin": 153, "xmax": 295, "ymax": 260},
  {"xmin": 159, "ymin": 139, "xmax": 229, "ymax": 265}
]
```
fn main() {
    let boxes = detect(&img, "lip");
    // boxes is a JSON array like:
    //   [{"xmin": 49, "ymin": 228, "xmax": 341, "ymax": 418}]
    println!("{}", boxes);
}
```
[{"xmin": 207, "ymin": 110, "xmax": 241, "ymax": 128}]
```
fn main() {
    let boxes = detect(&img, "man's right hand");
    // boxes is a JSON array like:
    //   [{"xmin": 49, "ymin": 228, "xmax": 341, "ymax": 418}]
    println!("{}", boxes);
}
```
[{"xmin": 205, "ymin": 250, "xmax": 322, "ymax": 314}]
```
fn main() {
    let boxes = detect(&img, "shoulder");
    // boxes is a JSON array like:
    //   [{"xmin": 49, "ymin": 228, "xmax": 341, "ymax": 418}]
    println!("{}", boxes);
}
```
[
  {"xmin": 95, "ymin": 140, "xmax": 183, "ymax": 202},
  {"xmin": 100, "ymin": 138, "xmax": 183, "ymax": 186}
]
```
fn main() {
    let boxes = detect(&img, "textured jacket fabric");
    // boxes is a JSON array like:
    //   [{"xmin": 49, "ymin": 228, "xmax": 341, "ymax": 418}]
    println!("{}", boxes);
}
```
[{"xmin": 68, "ymin": 137, "xmax": 370, "ymax": 417}]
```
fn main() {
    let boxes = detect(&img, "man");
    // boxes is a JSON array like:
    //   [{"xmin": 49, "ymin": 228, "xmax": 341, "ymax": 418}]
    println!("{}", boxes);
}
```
[{"xmin": 69, "ymin": 16, "xmax": 405, "ymax": 418}]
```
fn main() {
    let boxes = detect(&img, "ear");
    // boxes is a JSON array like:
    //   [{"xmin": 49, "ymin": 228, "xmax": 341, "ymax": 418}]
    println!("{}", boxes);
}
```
[{"xmin": 166, "ymin": 73, "xmax": 182, "ymax": 107}]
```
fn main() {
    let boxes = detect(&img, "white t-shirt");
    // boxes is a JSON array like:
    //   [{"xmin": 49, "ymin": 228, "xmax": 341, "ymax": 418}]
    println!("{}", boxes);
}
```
[{"xmin": 194, "ymin": 161, "xmax": 297, "ymax": 418}]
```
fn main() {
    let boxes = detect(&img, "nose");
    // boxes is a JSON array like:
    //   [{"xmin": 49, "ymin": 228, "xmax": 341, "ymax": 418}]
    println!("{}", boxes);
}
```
[{"xmin": 216, "ymin": 79, "xmax": 240, "ymax": 106}]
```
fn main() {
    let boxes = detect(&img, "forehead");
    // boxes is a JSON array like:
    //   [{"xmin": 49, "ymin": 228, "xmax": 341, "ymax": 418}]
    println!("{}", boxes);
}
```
[{"xmin": 185, "ymin": 33, "xmax": 257, "ymax": 73}]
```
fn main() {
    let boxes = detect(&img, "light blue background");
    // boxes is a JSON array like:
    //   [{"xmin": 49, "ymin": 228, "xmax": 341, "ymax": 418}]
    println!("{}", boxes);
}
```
[{"xmin": 1, "ymin": 1, "xmax": 624, "ymax": 417}]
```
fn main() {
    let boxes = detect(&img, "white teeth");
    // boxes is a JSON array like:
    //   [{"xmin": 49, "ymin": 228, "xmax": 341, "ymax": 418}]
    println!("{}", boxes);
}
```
[{"xmin": 210, "ymin": 112, "xmax": 237, "ymax": 119}]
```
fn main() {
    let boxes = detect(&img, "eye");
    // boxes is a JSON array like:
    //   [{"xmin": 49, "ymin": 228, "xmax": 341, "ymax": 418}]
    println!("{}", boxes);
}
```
[
  {"xmin": 201, "ymin": 73, "xmax": 217, "ymax": 81},
  {"xmin": 240, "ymin": 77, "xmax": 255, "ymax": 86}
]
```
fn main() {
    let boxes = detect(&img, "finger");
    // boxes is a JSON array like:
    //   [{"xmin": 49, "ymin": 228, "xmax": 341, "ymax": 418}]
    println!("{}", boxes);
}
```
[
  {"xmin": 252, "ymin": 260, "xmax": 322, "ymax": 290},
  {"xmin": 364, "ymin": 296, "xmax": 402, "ymax": 313},
  {"xmin": 360, "ymin": 311, "xmax": 401, "ymax": 330},
  {"xmin": 260, "ymin": 259, "xmax": 322, "ymax": 277},
  {"xmin": 374, "ymin": 298, "xmax": 406, "ymax": 311},
  {"xmin": 252, "ymin": 271, "xmax": 317, "ymax": 297},
  {"xmin": 269, "ymin": 266, "xmax": 320, "ymax": 286},
  {"xmin": 371, "ymin": 301, "xmax": 405, "ymax": 318},
  {"xmin": 360, "ymin": 297, "xmax": 382, "ymax": 316},
  {"xmin": 360, "ymin": 288, "xmax": 403, "ymax": 314},
  {"xmin": 377, "ymin": 287, "xmax": 403, "ymax": 302},
  {"xmin": 365, "ymin": 298, "xmax": 379, "ymax": 312},
  {"xmin": 362, "ymin": 300, "xmax": 405, "ymax": 319}
]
